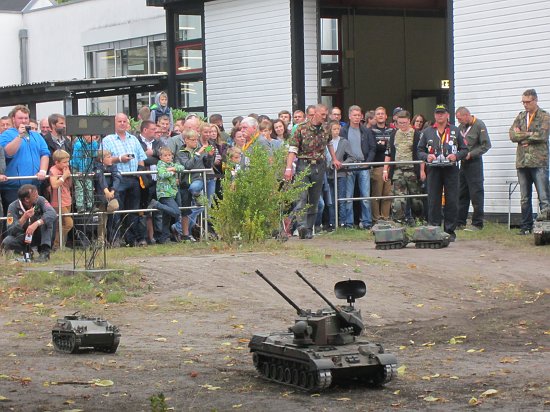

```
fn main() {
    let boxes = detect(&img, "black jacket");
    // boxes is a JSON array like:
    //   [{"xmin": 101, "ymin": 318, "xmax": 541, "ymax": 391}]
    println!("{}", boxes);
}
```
[
  {"xmin": 339, "ymin": 124, "xmax": 376, "ymax": 168},
  {"xmin": 43, "ymin": 133, "xmax": 73, "ymax": 169}
]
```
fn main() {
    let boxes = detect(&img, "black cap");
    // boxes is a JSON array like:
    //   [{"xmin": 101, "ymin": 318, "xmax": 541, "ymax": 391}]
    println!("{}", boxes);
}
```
[
  {"xmin": 392, "ymin": 107, "xmax": 404, "ymax": 116},
  {"xmin": 434, "ymin": 104, "xmax": 448, "ymax": 113}
]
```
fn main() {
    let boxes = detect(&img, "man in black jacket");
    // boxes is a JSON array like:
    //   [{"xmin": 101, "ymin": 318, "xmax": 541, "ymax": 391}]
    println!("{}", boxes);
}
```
[
  {"xmin": 417, "ymin": 104, "xmax": 468, "ymax": 241},
  {"xmin": 43, "ymin": 114, "xmax": 72, "ymax": 169},
  {"xmin": 339, "ymin": 105, "xmax": 376, "ymax": 229}
]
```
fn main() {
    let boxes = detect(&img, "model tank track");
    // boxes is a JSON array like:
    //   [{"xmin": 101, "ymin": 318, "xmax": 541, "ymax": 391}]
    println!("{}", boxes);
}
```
[
  {"xmin": 414, "ymin": 241, "xmax": 447, "ymax": 249},
  {"xmin": 376, "ymin": 242, "xmax": 407, "ymax": 250},
  {"xmin": 367, "ymin": 363, "xmax": 398, "ymax": 386},
  {"xmin": 52, "ymin": 332, "xmax": 82, "ymax": 354},
  {"xmin": 252, "ymin": 352, "xmax": 332, "ymax": 391}
]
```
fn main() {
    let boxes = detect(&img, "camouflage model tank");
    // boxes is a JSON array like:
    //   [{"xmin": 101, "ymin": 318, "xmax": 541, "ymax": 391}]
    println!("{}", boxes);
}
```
[
  {"xmin": 52, "ymin": 313, "xmax": 120, "ymax": 354},
  {"xmin": 249, "ymin": 270, "xmax": 398, "ymax": 392},
  {"xmin": 412, "ymin": 226, "xmax": 451, "ymax": 249},
  {"xmin": 534, "ymin": 208, "xmax": 550, "ymax": 246},
  {"xmin": 372, "ymin": 222, "xmax": 409, "ymax": 250}
]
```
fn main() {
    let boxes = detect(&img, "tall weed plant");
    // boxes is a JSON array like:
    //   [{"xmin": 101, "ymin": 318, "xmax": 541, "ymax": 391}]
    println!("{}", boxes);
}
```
[{"xmin": 210, "ymin": 145, "xmax": 310, "ymax": 244}]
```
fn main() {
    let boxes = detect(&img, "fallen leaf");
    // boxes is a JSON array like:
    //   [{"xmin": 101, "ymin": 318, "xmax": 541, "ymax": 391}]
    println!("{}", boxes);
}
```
[
  {"xmin": 396, "ymin": 365, "xmax": 407, "ymax": 376},
  {"xmin": 469, "ymin": 397, "xmax": 481, "ymax": 406},
  {"xmin": 416, "ymin": 304, "xmax": 424, "ymax": 308},
  {"xmin": 393, "ymin": 390, "xmax": 400, "ymax": 395},
  {"xmin": 424, "ymin": 396, "xmax": 440, "ymax": 402},
  {"xmin": 232, "ymin": 405, "xmax": 242, "ymax": 409},
  {"xmin": 480, "ymin": 389, "xmax": 498, "ymax": 397},
  {"xmin": 181, "ymin": 347, "xmax": 193, "ymax": 352},
  {"xmin": 221, "ymin": 342, "xmax": 231, "ymax": 346},
  {"xmin": 238, "ymin": 338, "xmax": 250, "ymax": 343},
  {"xmin": 155, "ymin": 338, "xmax": 167, "ymax": 342},
  {"xmin": 399, "ymin": 346, "xmax": 407, "ymax": 350},
  {"xmin": 499, "ymin": 357, "xmax": 519, "ymax": 364},
  {"xmin": 190, "ymin": 371, "xmax": 199, "ymax": 378},
  {"xmin": 336, "ymin": 397, "xmax": 351, "ymax": 401},
  {"xmin": 310, "ymin": 394, "xmax": 320, "ymax": 397},
  {"xmin": 0, "ymin": 396, "xmax": 9, "ymax": 401},
  {"xmin": 422, "ymin": 342, "xmax": 435, "ymax": 347},
  {"xmin": 407, "ymin": 263, "xmax": 417, "ymax": 269},
  {"xmin": 231, "ymin": 324, "xmax": 244, "ymax": 329},
  {"xmin": 449, "ymin": 376, "xmax": 459, "ymax": 380},
  {"xmin": 64, "ymin": 400, "xmax": 76, "ymax": 405},
  {"xmin": 91, "ymin": 379, "xmax": 114, "ymax": 387},
  {"xmin": 200, "ymin": 384, "xmax": 221, "ymax": 391},
  {"xmin": 171, "ymin": 320, "xmax": 178, "ymax": 323}
]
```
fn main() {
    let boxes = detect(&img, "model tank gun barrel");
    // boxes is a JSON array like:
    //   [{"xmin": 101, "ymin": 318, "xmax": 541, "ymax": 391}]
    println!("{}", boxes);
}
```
[
  {"xmin": 294, "ymin": 270, "xmax": 340, "ymax": 313},
  {"xmin": 295, "ymin": 270, "xmax": 364, "ymax": 336},
  {"xmin": 255, "ymin": 270, "xmax": 306, "ymax": 316}
]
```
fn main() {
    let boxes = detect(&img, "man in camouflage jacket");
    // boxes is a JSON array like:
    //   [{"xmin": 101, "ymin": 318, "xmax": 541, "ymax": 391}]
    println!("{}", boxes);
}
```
[
  {"xmin": 285, "ymin": 104, "xmax": 338, "ymax": 239},
  {"xmin": 509, "ymin": 89, "xmax": 550, "ymax": 235}
]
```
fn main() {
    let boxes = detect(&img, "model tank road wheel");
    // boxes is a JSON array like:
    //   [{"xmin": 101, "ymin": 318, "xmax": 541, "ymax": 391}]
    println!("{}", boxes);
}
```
[
  {"xmin": 283, "ymin": 367, "xmax": 292, "ymax": 384},
  {"xmin": 276, "ymin": 365, "xmax": 285, "ymax": 382},
  {"xmin": 291, "ymin": 368, "xmax": 300, "ymax": 386},
  {"xmin": 534, "ymin": 233, "xmax": 542, "ymax": 246},
  {"xmin": 305, "ymin": 372, "xmax": 316, "ymax": 390},
  {"xmin": 368, "ymin": 364, "xmax": 394, "ymax": 387},
  {"xmin": 261, "ymin": 361, "xmax": 270, "ymax": 378},
  {"xmin": 269, "ymin": 363, "xmax": 278, "ymax": 380}
]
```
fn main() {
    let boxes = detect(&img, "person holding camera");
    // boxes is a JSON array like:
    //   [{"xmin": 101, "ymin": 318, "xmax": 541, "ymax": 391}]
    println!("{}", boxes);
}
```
[
  {"xmin": 0, "ymin": 105, "xmax": 50, "ymax": 213},
  {"xmin": 2, "ymin": 184, "xmax": 56, "ymax": 262},
  {"xmin": 101, "ymin": 113, "xmax": 148, "ymax": 247}
]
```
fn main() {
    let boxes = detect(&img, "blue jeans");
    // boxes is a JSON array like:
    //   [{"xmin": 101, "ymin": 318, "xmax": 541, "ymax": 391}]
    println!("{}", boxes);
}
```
[
  {"xmin": 345, "ymin": 169, "xmax": 372, "ymax": 227},
  {"xmin": 329, "ymin": 176, "xmax": 348, "ymax": 226},
  {"xmin": 113, "ymin": 176, "xmax": 143, "ymax": 243},
  {"xmin": 156, "ymin": 197, "xmax": 181, "ymax": 241},
  {"xmin": 517, "ymin": 167, "xmax": 550, "ymax": 230}
]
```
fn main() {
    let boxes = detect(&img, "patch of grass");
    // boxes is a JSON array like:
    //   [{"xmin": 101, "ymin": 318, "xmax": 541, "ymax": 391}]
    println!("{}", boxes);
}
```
[
  {"xmin": 170, "ymin": 295, "xmax": 228, "ymax": 312},
  {"xmin": 288, "ymin": 245, "xmax": 389, "ymax": 267},
  {"xmin": 325, "ymin": 227, "xmax": 374, "ymax": 241},
  {"xmin": 13, "ymin": 268, "xmax": 146, "ymax": 309}
]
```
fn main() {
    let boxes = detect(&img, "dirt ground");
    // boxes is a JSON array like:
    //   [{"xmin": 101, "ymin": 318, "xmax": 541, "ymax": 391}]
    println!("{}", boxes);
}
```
[{"xmin": 0, "ymin": 235, "xmax": 549, "ymax": 412}]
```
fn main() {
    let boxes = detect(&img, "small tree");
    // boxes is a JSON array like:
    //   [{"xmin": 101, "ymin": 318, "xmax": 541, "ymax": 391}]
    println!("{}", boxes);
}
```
[{"xmin": 210, "ymin": 146, "xmax": 310, "ymax": 244}]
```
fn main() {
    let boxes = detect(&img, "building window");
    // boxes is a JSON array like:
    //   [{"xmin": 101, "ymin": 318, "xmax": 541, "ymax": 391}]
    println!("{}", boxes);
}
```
[
  {"xmin": 320, "ymin": 17, "xmax": 342, "ymax": 109},
  {"xmin": 175, "ymin": 43, "xmax": 203, "ymax": 74},
  {"xmin": 176, "ymin": 14, "xmax": 202, "ymax": 41},
  {"xmin": 174, "ymin": 11, "xmax": 205, "ymax": 113},
  {"xmin": 85, "ymin": 36, "xmax": 168, "ymax": 115}
]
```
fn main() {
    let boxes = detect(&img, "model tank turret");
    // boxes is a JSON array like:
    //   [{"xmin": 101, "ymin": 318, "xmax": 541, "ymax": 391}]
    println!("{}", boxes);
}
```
[
  {"xmin": 52, "ymin": 313, "xmax": 120, "ymax": 354},
  {"xmin": 249, "ymin": 270, "xmax": 397, "ymax": 391}
]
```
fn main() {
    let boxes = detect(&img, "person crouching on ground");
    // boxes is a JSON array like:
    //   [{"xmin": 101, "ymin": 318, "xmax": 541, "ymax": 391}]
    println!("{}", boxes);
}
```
[{"xmin": 2, "ymin": 184, "xmax": 56, "ymax": 262}]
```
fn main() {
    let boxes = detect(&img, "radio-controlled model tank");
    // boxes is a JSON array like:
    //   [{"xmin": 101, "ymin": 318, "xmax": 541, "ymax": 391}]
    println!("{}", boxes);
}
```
[
  {"xmin": 52, "ymin": 313, "xmax": 120, "ymax": 354},
  {"xmin": 249, "ymin": 270, "xmax": 397, "ymax": 392},
  {"xmin": 412, "ymin": 226, "xmax": 451, "ymax": 249},
  {"xmin": 372, "ymin": 222, "xmax": 409, "ymax": 250}
]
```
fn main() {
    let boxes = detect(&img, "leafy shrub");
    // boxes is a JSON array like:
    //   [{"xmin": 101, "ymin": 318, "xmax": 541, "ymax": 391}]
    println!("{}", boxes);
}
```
[{"xmin": 210, "ymin": 145, "xmax": 309, "ymax": 244}]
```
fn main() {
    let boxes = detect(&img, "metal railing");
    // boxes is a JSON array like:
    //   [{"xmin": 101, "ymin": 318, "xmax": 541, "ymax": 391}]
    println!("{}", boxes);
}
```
[
  {"xmin": 0, "ymin": 168, "xmax": 213, "ymax": 250},
  {"xmin": 332, "ymin": 160, "xmax": 428, "ymax": 227}
]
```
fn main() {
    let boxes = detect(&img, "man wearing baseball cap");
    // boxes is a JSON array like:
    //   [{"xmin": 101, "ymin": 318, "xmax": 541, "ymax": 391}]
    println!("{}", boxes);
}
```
[{"xmin": 417, "ymin": 104, "xmax": 468, "ymax": 241}]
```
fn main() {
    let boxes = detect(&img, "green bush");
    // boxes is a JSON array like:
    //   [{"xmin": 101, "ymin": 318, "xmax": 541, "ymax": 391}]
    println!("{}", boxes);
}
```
[{"xmin": 210, "ymin": 145, "xmax": 310, "ymax": 244}]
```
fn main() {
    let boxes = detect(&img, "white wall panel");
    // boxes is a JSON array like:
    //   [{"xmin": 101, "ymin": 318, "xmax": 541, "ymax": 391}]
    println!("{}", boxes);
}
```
[
  {"xmin": 454, "ymin": 0, "xmax": 550, "ymax": 215},
  {"xmin": 204, "ymin": 0, "xmax": 292, "ymax": 122},
  {"xmin": 303, "ymin": 0, "xmax": 319, "ymax": 106}
]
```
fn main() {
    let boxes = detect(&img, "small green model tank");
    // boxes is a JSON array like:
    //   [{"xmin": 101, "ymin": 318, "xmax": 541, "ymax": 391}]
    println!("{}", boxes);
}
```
[
  {"xmin": 52, "ymin": 313, "xmax": 120, "ymax": 354},
  {"xmin": 534, "ymin": 208, "xmax": 550, "ymax": 246},
  {"xmin": 372, "ymin": 222, "xmax": 409, "ymax": 250},
  {"xmin": 249, "ymin": 270, "xmax": 398, "ymax": 392},
  {"xmin": 412, "ymin": 226, "xmax": 450, "ymax": 248}
]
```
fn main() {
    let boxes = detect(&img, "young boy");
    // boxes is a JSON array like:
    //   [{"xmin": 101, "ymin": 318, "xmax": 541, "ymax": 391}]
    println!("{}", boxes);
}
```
[
  {"xmin": 71, "ymin": 134, "xmax": 99, "ymax": 213},
  {"xmin": 148, "ymin": 146, "xmax": 185, "ymax": 244},
  {"xmin": 149, "ymin": 91, "xmax": 174, "ymax": 132},
  {"xmin": 49, "ymin": 149, "xmax": 73, "ymax": 249},
  {"xmin": 93, "ymin": 149, "xmax": 121, "ymax": 244},
  {"xmin": 326, "ymin": 121, "xmax": 356, "ymax": 228}
]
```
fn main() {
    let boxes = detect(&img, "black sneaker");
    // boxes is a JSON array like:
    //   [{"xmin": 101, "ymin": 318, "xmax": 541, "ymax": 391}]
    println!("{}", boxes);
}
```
[
  {"xmin": 34, "ymin": 247, "xmax": 50, "ymax": 263},
  {"xmin": 182, "ymin": 235, "xmax": 197, "ymax": 243},
  {"xmin": 297, "ymin": 226, "xmax": 308, "ymax": 239},
  {"xmin": 517, "ymin": 228, "xmax": 532, "ymax": 235}
]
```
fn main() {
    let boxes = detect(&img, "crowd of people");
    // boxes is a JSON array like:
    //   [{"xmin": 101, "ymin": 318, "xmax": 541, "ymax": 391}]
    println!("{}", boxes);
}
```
[{"xmin": 0, "ymin": 88, "xmax": 548, "ymax": 261}]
